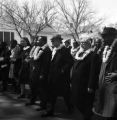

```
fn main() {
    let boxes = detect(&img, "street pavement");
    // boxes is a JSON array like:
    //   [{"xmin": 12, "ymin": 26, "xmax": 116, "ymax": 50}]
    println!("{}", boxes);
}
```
[{"xmin": 0, "ymin": 92, "xmax": 83, "ymax": 120}]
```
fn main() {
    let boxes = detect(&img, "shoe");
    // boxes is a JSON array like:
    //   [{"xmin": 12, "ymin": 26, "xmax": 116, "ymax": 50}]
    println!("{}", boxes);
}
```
[{"xmin": 41, "ymin": 110, "xmax": 54, "ymax": 117}]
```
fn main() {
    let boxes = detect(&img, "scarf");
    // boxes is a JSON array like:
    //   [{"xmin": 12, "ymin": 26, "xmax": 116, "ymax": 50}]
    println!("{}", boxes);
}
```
[
  {"xmin": 102, "ymin": 46, "xmax": 112, "ymax": 63},
  {"xmin": 75, "ymin": 46, "xmax": 91, "ymax": 60}
]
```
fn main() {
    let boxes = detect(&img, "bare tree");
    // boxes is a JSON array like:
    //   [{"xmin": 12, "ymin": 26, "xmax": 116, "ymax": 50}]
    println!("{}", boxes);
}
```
[
  {"xmin": 0, "ymin": 0, "xmax": 23, "ymax": 38},
  {"xmin": 0, "ymin": 0, "xmax": 57, "ymax": 42},
  {"xmin": 55, "ymin": 0, "xmax": 104, "ymax": 40}
]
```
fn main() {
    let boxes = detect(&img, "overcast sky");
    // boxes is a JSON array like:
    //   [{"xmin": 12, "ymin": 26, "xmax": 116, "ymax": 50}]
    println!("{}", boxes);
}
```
[
  {"xmin": 18, "ymin": 0, "xmax": 117, "ymax": 25},
  {"xmin": 90, "ymin": 0, "xmax": 117, "ymax": 25}
]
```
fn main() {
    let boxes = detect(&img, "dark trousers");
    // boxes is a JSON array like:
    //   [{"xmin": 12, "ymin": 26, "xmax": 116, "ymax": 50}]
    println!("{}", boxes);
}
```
[
  {"xmin": 1, "ymin": 67, "xmax": 9, "ymax": 91},
  {"xmin": 30, "ymin": 80, "xmax": 48, "ymax": 107},
  {"xmin": 30, "ymin": 81, "xmax": 39, "ymax": 103},
  {"xmin": 38, "ymin": 86, "xmax": 48, "ymax": 108},
  {"xmin": 48, "ymin": 86, "xmax": 73, "ymax": 112}
]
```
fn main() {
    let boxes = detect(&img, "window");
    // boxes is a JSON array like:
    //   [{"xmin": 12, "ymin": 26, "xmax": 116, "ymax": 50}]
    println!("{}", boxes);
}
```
[
  {"xmin": 4, "ymin": 32, "xmax": 10, "ymax": 44},
  {"xmin": 11, "ymin": 32, "xmax": 14, "ymax": 40},
  {"xmin": 0, "ymin": 31, "xmax": 14, "ymax": 45},
  {"xmin": 0, "ymin": 32, "xmax": 3, "ymax": 43}
]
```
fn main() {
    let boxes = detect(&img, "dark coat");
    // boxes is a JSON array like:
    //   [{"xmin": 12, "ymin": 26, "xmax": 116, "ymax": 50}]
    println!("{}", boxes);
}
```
[
  {"xmin": 0, "ymin": 47, "xmax": 10, "ymax": 69},
  {"xmin": 30, "ymin": 45, "xmax": 52, "ymax": 88},
  {"xmin": 28, "ymin": 45, "xmax": 52, "ymax": 103},
  {"xmin": 0, "ymin": 47, "xmax": 10, "ymax": 81},
  {"xmin": 94, "ymin": 52, "xmax": 117, "ymax": 117},
  {"xmin": 13, "ymin": 44, "xmax": 23, "ymax": 79},
  {"xmin": 71, "ymin": 51, "xmax": 101, "ymax": 117},
  {"xmin": 48, "ymin": 45, "xmax": 73, "ymax": 96},
  {"xmin": 19, "ymin": 46, "xmax": 31, "ymax": 84},
  {"xmin": 88, "ymin": 51, "xmax": 102, "ymax": 91},
  {"xmin": 37, "ymin": 45, "xmax": 52, "ymax": 85}
]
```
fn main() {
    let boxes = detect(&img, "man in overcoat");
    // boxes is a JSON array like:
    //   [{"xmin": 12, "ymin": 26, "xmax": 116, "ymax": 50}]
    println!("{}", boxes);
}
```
[
  {"xmin": 92, "ymin": 27, "xmax": 117, "ymax": 120},
  {"xmin": 71, "ymin": 37, "xmax": 101, "ymax": 120},
  {"xmin": 26, "ymin": 37, "xmax": 52, "ymax": 110},
  {"xmin": 41, "ymin": 34, "xmax": 73, "ymax": 117}
]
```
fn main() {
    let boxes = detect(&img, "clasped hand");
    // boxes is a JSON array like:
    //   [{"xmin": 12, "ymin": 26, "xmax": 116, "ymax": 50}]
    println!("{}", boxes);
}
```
[{"xmin": 105, "ymin": 72, "xmax": 117, "ymax": 82}]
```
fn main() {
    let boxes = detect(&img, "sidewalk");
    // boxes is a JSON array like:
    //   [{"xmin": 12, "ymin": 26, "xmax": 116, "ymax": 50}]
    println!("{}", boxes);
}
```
[{"xmin": 0, "ymin": 92, "xmax": 83, "ymax": 120}]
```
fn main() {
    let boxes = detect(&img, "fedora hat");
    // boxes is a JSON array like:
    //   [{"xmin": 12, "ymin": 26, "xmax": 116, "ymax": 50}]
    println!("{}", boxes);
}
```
[
  {"xmin": 101, "ymin": 27, "xmax": 117, "ymax": 37},
  {"xmin": 51, "ymin": 34, "xmax": 63, "ymax": 41},
  {"xmin": 63, "ymin": 39, "xmax": 71, "ymax": 43}
]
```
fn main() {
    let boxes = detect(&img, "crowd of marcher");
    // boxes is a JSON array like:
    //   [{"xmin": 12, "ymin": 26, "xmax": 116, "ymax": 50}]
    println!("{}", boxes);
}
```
[{"xmin": 0, "ymin": 26, "xmax": 117, "ymax": 120}]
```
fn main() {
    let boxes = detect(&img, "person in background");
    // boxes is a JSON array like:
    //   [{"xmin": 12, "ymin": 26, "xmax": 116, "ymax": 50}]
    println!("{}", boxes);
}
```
[
  {"xmin": 9, "ymin": 39, "xmax": 18, "ymax": 92},
  {"xmin": 0, "ymin": 42, "xmax": 10, "ymax": 92},
  {"xmin": 12, "ymin": 39, "xmax": 24, "ymax": 94},
  {"xmin": 26, "ymin": 37, "xmax": 51, "ymax": 109},
  {"xmin": 63, "ymin": 39, "xmax": 72, "ymax": 52},
  {"xmin": 70, "ymin": 40, "xmax": 80, "ymax": 81},
  {"xmin": 88, "ymin": 37, "xmax": 102, "ymax": 94},
  {"xmin": 71, "ymin": 40, "xmax": 80, "ymax": 58},
  {"xmin": 25, "ymin": 37, "xmax": 42, "ymax": 104},
  {"xmin": 18, "ymin": 37, "xmax": 31, "ymax": 98}
]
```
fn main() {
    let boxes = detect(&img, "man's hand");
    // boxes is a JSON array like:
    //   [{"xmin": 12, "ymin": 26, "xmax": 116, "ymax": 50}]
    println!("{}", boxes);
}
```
[
  {"xmin": 105, "ymin": 72, "xmax": 117, "ymax": 82},
  {"xmin": 25, "ymin": 58, "xmax": 30, "ymax": 62},
  {"xmin": 1, "ymin": 64, "xmax": 7, "ymax": 68},
  {"xmin": 108, "ymin": 73, "xmax": 117, "ymax": 78},
  {"xmin": 40, "ymin": 75, "xmax": 44, "ymax": 79}
]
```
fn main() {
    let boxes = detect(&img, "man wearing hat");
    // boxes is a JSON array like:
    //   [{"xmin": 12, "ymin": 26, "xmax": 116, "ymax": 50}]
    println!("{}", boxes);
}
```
[
  {"xmin": 41, "ymin": 34, "xmax": 73, "ymax": 117},
  {"xmin": 92, "ymin": 27, "xmax": 117, "ymax": 120}
]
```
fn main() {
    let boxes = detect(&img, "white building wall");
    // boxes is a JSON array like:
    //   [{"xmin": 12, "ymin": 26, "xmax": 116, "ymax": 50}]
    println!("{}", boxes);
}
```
[
  {"xmin": 0, "ymin": 21, "xmax": 21, "ymax": 44},
  {"xmin": 0, "ymin": 20, "xmax": 73, "ymax": 45}
]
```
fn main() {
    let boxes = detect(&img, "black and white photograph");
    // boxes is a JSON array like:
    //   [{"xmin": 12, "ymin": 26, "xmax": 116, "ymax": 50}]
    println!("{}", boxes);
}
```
[{"xmin": 0, "ymin": 0, "xmax": 117, "ymax": 120}]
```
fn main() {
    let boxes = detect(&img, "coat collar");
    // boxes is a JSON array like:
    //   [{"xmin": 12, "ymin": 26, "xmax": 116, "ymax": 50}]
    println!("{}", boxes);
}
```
[
  {"xmin": 54, "ymin": 44, "xmax": 64, "ymax": 51},
  {"xmin": 51, "ymin": 44, "xmax": 64, "ymax": 61},
  {"xmin": 23, "ymin": 46, "xmax": 30, "ymax": 50}
]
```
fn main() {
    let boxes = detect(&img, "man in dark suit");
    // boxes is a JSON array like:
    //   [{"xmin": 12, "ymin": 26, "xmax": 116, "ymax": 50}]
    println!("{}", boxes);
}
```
[
  {"xmin": 41, "ymin": 34, "xmax": 73, "ymax": 117},
  {"xmin": 26, "ymin": 37, "xmax": 52, "ymax": 110},
  {"xmin": 71, "ymin": 38, "xmax": 100, "ymax": 120},
  {"xmin": 92, "ymin": 27, "xmax": 117, "ymax": 120}
]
